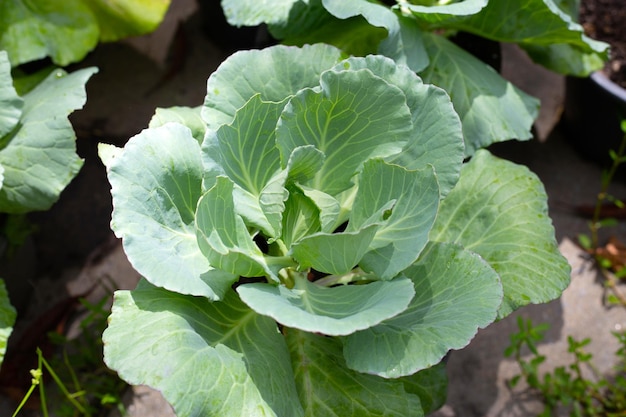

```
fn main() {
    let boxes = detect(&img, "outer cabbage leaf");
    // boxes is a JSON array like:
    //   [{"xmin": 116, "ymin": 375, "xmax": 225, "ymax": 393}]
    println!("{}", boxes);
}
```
[
  {"xmin": 348, "ymin": 160, "xmax": 439, "ymax": 280},
  {"xmin": 343, "ymin": 242, "xmax": 502, "ymax": 378},
  {"xmin": 103, "ymin": 280, "xmax": 304, "ymax": 417},
  {"xmin": 522, "ymin": 41, "xmax": 608, "ymax": 77},
  {"xmin": 202, "ymin": 44, "xmax": 343, "ymax": 131},
  {"xmin": 330, "ymin": 55, "xmax": 463, "ymax": 197},
  {"xmin": 402, "ymin": 361, "xmax": 448, "ymax": 415},
  {"xmin": 419, "ymin": 33, "xmax": 539, "ymax": 156},
  {"xmin": 237, "ymin": 276, "xmax": 415, "ymax": 336},
  {"xmin": 448, "ymin": 0, "xmax": 609, "ymax": 75},
  {"xmin": 0, "ymin": 279, "xmax": 16, "ymax": 368},
  {"xmin": 0, "ymin": 0, "xmax": 170, "ymax": 67},
  {"xmin": 269, "ymin": 0, "xmax": 389, "ymax": 59},
  {"xmin": 287, "ymin": 330, "xmax": 424, "ymax": 417},
  {"xmin": 0, "ymin": 51, "xmax": 22, "ymax": 139},
  {"xmin": 430, "ymin": 149, "xmax": 571, "ymax": 317},
  {"xmin": 322, "ymin": 0, "xmax": 429, "ymax": 72},
  {"xmin": 102, "ymin": 123, "xmax": 237, "ymax": 300},
  {"xmin": 276, "ymin": 67, "xmax": 412, "ymax": 196},
  {"xmin": 0, "ymin": 67, "xmax": 96, "ymax": 213}
]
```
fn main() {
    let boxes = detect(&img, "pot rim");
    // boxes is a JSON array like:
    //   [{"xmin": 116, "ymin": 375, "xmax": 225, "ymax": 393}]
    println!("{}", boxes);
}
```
[{"xmin": 591, "ymin": 70, "xmax": 626, "ymax": 102}]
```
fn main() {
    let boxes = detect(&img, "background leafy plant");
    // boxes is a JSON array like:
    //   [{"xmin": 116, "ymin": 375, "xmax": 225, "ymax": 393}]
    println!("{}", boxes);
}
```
[
  {"xmin": 0, "ymin": 0, "xmax": 173, "ymax": 377},
  {"xmin": 0, "ymin": 49, "xmax": 96, "ymax": 373},
  {"xmin": 100, "ymin": 44, "xmax": 571, "ymax": 416},
  {"xmin": 0, "ymin": 0, "xmax": 172, "ymax": 67},
  {"xmin": 220, "ymin": 0, "xmax": 609, "ymax": 155}
]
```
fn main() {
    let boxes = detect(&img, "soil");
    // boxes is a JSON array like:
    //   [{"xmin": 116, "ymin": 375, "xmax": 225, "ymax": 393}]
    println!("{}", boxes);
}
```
[{"xmin": 579, "ymin": 0, "xmax": 626, "ymax": 88}]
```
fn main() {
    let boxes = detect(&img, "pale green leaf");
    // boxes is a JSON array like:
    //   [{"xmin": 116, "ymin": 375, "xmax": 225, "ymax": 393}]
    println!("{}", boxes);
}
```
[
  {"xmin": 0, "ymin": 67, "xmax": 96, "ymax": 213},
  {"xmin": 97, "ymin": 143, "xmax": 123, "ymax": 167},
  {"xmin": 287, "ymin": 330, "xmax": 424, "ymax": 417},
  {"xmin": 403, "ymin": 0, "xmax": 488, "ymax": 25},
  {"xmin": 284, "ymin": 145, "xmax": 326, "ymax": 185},
  {"xmin": 0, "ymin": 279, "xmax": 16, "ymax": 368},
  {"xmin": 331, "ymin": 55, "xmax": 463, "ymax": 197},
  {"xmin": 149, "ymin": 106, "xmax": 206, "ymax": 143},
  {"xmin": 419, "ymin": 32, "xmax": 539, "ymax": 156},
  {"xmin": 237, "ymin": 276, "xmax": 414, "ymax": 336},
  {"xmin": 255, "ymin": 146, "xmax": 326, "ymax": 239},
  {"xmin": 389, "ymin": 14, "xmax": 430, "ymax": 74},
  {"xmin": 276, "ymin": 67, "xmax": 412, "ymax": 196},
  {"xmin": 202, "ymin": 44, "xmax": 343, "ymax": 131},
  {"xmin": 221, "ymin": 0, "xmax": 298, "ymax": 26},
  {"xmin": 204, "ymin": 95, "xmax": 283, "ymax": 196},
  {"xmin": 103, "ymin": 280, "xmax": 304, "ymax": 417},
  {"xmin": 202, "ymin": 95, "xmax": 287, "ymax": 237},
  {"xmin": 298, "ymin": 185, "xmax": 341, "ymax": 233},
  {"xmin": 104, "ymin": 123, "xmax": 237, "ymax": 299},
  {"xmin": 0, "ymin": 51, "xmax": 22, "ymax": 139},
  {"xmin": 290, "ymin": 225, "xmax": 379, "ymax": 275},
  {"xmin": 195, "ymin": 176, "xmax": 293, "ymax": 281},
  {"xmin": 281, "ymin": 186, "xmax": 322, "ymax": 248},
  {"xmin": 430, "ymin": 150, "xmax": 571, "ymax": 317},
  {"xmin": 343, "ymin": 242, "xmax": 503, "ymax": 378},
  {"xmin": 349, "ymin": 160, "xmax": 439, "ymax": 280}
]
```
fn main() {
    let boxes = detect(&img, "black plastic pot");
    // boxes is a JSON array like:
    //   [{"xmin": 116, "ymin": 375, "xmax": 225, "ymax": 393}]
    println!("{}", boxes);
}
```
[{"xmin": 562, "ymin": 71, "xmax": 626, "ymax": 167}]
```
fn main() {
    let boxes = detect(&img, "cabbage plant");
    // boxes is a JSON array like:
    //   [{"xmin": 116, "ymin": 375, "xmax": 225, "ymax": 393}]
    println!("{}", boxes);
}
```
[
  {"xmin": 100, "ymin": 44, "xmax": 570, "ymax": 416},
  {"xmin": 220, "ymin": 0, "xmax": 609, "ymax": 155}
]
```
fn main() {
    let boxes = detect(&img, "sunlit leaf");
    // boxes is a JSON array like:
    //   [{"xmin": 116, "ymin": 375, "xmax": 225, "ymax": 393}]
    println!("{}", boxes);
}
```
[
  {"xmin": 104, "ymin": 123, "xmax": 237, "ymax": 299},
  {"xmin": 238, "ymin": 276, "xmax": 414, "ymax": 336},
  {"xmin": 0, "ymin": 67, "xmax": 96, "ymax": 213},
  {"xmin": 103, "ymin": 280, "xmax": 304, "ymax": 417}
]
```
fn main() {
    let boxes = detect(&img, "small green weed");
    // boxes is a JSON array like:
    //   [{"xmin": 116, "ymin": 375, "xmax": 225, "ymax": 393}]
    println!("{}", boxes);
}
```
[
  {"xmin": 506, "ymin": 317, "xmax": 626, "ymax": 416},
  {"xmin": 12, "ymin": 293, "xmax": 127, "ymax": 417},
  {"xmin": 578, "ymin": 121, "xmax": 626, "ymax": 307}
]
